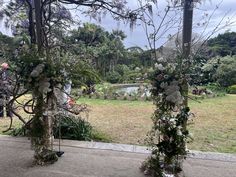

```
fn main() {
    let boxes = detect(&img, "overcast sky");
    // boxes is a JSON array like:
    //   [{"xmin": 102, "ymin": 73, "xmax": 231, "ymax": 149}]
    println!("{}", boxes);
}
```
[
  {"xmin": 93, "ymin": 0, "xmax": 236, "ymax": 48},
  {"xmin": 0, "ymin": 0, "xmax": 235, "ymax": 48},
  {"xmin": 80, "ymin": 0, "xmax": 236, "ymax": 48}
]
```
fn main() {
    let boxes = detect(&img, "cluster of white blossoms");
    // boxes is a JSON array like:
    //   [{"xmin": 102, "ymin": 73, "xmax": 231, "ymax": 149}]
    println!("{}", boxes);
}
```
[
  {"xmin": 38, "ymin": 78, "xmax": 51, "ymax": 94},
  {"xmin": 30, "ymin": 64, "xmax": 45, "ymax": 78},
  {"xmin": 161, "ymin": 80, "xmax": 183, "ymax": 105},
  {"xmin": 154, "ymin": 60, "xmax": 176, "ymax": 74},
  {"xmin": 154, "ymin": 63, "xmax": 165, "ymax": 71}
]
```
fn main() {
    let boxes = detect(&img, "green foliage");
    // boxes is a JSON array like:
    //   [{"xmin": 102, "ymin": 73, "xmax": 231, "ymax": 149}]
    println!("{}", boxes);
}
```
[
  {"xmin": 105, "ymin": 64, "xmax": 147, "ymax": 84},
  {"xmin": 214, "ymin": 56, "xmax": 236, "ymax": 87},
  {"xmin": 65, "ymin": 24, "xmax": 127, "ymax": 78},
  {"xmin": 91, "ymin": 130, "xmax": 112, "ymax": 143},
  {"xmin": 10, "ymin": 126, "xmax": 26, "ymax": 136},
  {"xmin": 64, "ymin": 23, "xmax": 156, "ymax": 83},
  {"xmin": 11, "ymin": 114, "xmax": 111, "ymax": 142},
  {"xmin": 106, "ymin": 71, "xmax": 121, "ymax": 83},
  {"xmin": 54, "ymin": 114, "xmax": 92, "ymax": 141},
  {"xmin": 228, "ymin": 85, "xmax": 236, "ymax": 94},
  {"xmin": 200, "ymin": 56, "xmax": 236, "ymax": 87},
  {"xmin": 208, "ymin": 32, "xmax": 236, "ymax": 57},
  {"xmin": 204, "ymin": 83, "xmax": 226, "ymax": 93},
  {"xmin": 94, "ymin": 83, "xmax": 113, "ymax": 96},
  {"xmin": 0, "ymin": 32, "xmax": 15, "ymax": 62}
]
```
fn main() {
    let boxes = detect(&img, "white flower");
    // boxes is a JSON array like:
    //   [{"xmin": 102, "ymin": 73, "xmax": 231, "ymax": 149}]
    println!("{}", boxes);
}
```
[
  {"xmin": 157, "ymin": 57, "xmax": 167, "ymax": 63},
  {"xmin": 165, "ymin": 85, "xmax": 180, "ymax": 95},
  {"xmin": 168, "ymin": 63, "xmax": 176, "ymax": 70},
  {"xmin": 154, "ymin": 63, "xmax": 165, "ymax": 71},
  {"xmin": 163, "ymin": 80, "xmax": 183, "ymax": 105},
  {"xmin": 135, "ymin": 67, "xmax": 141, "ymax": 71},
  {"xmin": 38, "ymin": 78, "xmax": 51, "ymax": 94},
  {"xmin": 166, "ymin": 90, "xmax": 183, "ymax": 105},
  {"xmin": 163, "ymin": 172, "xmax": 175, "ymax": 177},
  {"xmin": 30, "ymin": 64, "xmax": 45, "ymax": 78},
  {"xmin": 177, "ymin": 129, "xmax": 182, "ymax": 136},
  {"xmin": 169, "ymin": 118, "xmax": 176, "ymax": 127},
  {"xmin": 160, "ymin": 82, "xmax": 168, "ymax": 89}
]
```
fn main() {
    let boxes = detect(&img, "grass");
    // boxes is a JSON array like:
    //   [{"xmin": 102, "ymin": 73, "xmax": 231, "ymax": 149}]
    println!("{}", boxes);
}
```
[
  {"xmin": 77, "ymin": 98, "xmax": 154, "ymax": 145},
  {"xmin": 1, "ymin": 95, "xmax": 236, "ymax": 153},
  {"xmin": 78, "ymin": 95, "xmax": 236, "ymax": 153},
  {"xmin": 188, "ymin": 95, "xmax": 236, "ymax": 153}
]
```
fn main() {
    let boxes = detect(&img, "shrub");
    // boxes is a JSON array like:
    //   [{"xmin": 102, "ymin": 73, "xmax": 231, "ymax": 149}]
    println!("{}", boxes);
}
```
[
  {"xmin": 215, "ymin": 56, "xmax": 236, "ymax": 87},
  {"xmin": 9, "ymin": 127, "xmax": 26, "ymax": 136},
  {"xmin": 10, "ymin": 114, "xmax": 93, "ymax": 141},
  {"xmin": 228, "ymin": 85, "xmax": 236, "ymax": 94},
  {"xmin": 106, "ymin": 71, "xmax": 121, "ymax": 83},
  {"xmin": 91, "ymin": 130, "xmax": 112, "ymax": 143},
  {"xmin": 10, "ymin": 114, "xmax": 111, "ymax": 143},
  {"xmin": 54, "ymin": 114, "xmax": 111, "ymax": 142},
  {"xmin": 53, "ymin": 114, "xmax": 92, "ymax": 141}
]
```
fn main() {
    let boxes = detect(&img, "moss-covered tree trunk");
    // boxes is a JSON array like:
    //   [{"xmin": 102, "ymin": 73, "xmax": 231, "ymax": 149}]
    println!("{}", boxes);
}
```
[{"xmin": 31, "ymin": 89, "xmax": 58, "ymax": 165}]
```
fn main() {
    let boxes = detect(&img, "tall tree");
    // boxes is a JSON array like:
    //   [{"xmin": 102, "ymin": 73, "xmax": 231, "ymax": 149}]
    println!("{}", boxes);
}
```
[{"xmin": 1, "ymin": 0, "xmax": 140, "ymax": 164}]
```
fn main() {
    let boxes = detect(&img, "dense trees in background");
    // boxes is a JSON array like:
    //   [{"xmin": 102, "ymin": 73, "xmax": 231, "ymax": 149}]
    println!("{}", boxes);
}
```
[
  {"xmin": 208, "ymin": 32, "xmax": 236, "ymax": 57},
  {"xmin": 202, "ymin": 56, "xmax": 236, "ymax": 87},
  {"xmin": 65, "ymin": 23, "xmax": 127, "ymax": 77},
  {"xmin": 64, "ymin": 23, "xmax": 153, "ymax": 83},
  {"xmin": 1, "ymin": 25, "xmax": 236, "ymax": 87},
  {"xmin": 198, "ymin": 32, "xmax": 236, "ymax": 87}
]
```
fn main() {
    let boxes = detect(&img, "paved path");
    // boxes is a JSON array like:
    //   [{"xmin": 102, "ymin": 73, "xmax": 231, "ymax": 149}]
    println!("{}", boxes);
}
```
[{"xmin": 0, "ymin": 135, "xmax": 236, "ymax": 177}]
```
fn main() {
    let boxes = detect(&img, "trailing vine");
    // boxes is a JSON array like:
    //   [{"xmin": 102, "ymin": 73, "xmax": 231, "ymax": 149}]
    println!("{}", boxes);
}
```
[{"xmin": 141, "ymin": 57, "xmax": 192, "ymax": 177}]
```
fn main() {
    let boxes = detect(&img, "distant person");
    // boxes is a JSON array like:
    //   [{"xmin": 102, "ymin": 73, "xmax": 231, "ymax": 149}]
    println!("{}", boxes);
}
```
[{"xmin": 0, "ymin": 63, "xmax": 12, "ymax": 118}]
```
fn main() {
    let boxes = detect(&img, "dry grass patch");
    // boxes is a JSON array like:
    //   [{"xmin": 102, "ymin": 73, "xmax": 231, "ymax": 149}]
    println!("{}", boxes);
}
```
[
  {"xmin": 188, "ymin": 95, "xmax": 236, "ymax": 153},
  {"xmin": 78, "ymin": 99, "xmax": 154, "ymax": 145},
  {"xmin": 78, "ymin": 95, "xmax": 236, "ymax": 153}
]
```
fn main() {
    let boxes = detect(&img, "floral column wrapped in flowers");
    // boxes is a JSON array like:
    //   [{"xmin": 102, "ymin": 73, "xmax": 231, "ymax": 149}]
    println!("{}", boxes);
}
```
[{"xmin": 141, "ymin": 58, "xmax": 192, "ymax": 177}]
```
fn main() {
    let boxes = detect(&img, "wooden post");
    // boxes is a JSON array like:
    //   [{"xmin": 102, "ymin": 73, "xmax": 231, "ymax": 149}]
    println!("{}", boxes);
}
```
[
  {"xmin": 34, "ymin": 0, "xmax": 43, "ymax": 51},
  {"xmin": 179, "ymin": 0, "xmax": 194, "ymax": 173},
  {"xmin": 182, "ymin": 0, "xmax": 193, "ymax": 108},
  {"xmin": 182, "ymin": 0, "xmax": 194, "ymax": 60}
]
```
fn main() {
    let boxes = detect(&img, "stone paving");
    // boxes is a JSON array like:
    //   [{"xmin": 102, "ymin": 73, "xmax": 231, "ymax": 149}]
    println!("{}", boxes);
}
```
[{"xmin": 0, "ymin": 135, "xmax": 236, "ymax": 177}]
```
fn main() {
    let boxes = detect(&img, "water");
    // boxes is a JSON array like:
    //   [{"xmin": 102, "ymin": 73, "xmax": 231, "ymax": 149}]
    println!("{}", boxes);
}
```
[
  {"xmin": 118, "ymin": 86, "xmax": 139, "ymax": 94},
  {"xmin": 116, "ymin": 86, "xmax": 151, "ymax": 97}
]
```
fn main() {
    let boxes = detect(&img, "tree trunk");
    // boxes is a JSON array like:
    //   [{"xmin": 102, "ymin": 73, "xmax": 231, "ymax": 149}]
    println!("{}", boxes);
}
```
[{"xmin": 31, "ymin": 90, "xmax": 57, "ymax": 165}]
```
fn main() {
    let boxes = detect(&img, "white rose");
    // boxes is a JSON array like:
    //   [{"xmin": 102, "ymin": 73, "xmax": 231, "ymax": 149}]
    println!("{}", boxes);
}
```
[
  {"xmin": 30, "ymin": 64, "xmax": 45, "ymax": 77},
  {"xmin": 155, "ymin": 63, "xmax": 165, "ymax": 71}
]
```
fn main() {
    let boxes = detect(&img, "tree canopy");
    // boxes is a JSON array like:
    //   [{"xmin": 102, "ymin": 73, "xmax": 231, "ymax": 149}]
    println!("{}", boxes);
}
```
[{"xmin": 207, "ymin": 32, "xmax": 236, "ymax": 57}]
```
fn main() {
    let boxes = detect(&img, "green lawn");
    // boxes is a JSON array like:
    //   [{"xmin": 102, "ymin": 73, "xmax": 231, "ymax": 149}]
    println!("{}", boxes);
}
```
[
  {"xmin": 78, "ymin": 95, "xmax": 236, "ymax": 153},
  {"xmin": 1, "ymin": 95, "xmax": 236, "ymax": 154},
  {"xmin": 188, "ymin": 95, "xmax": 236, "ymax": 153}
]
